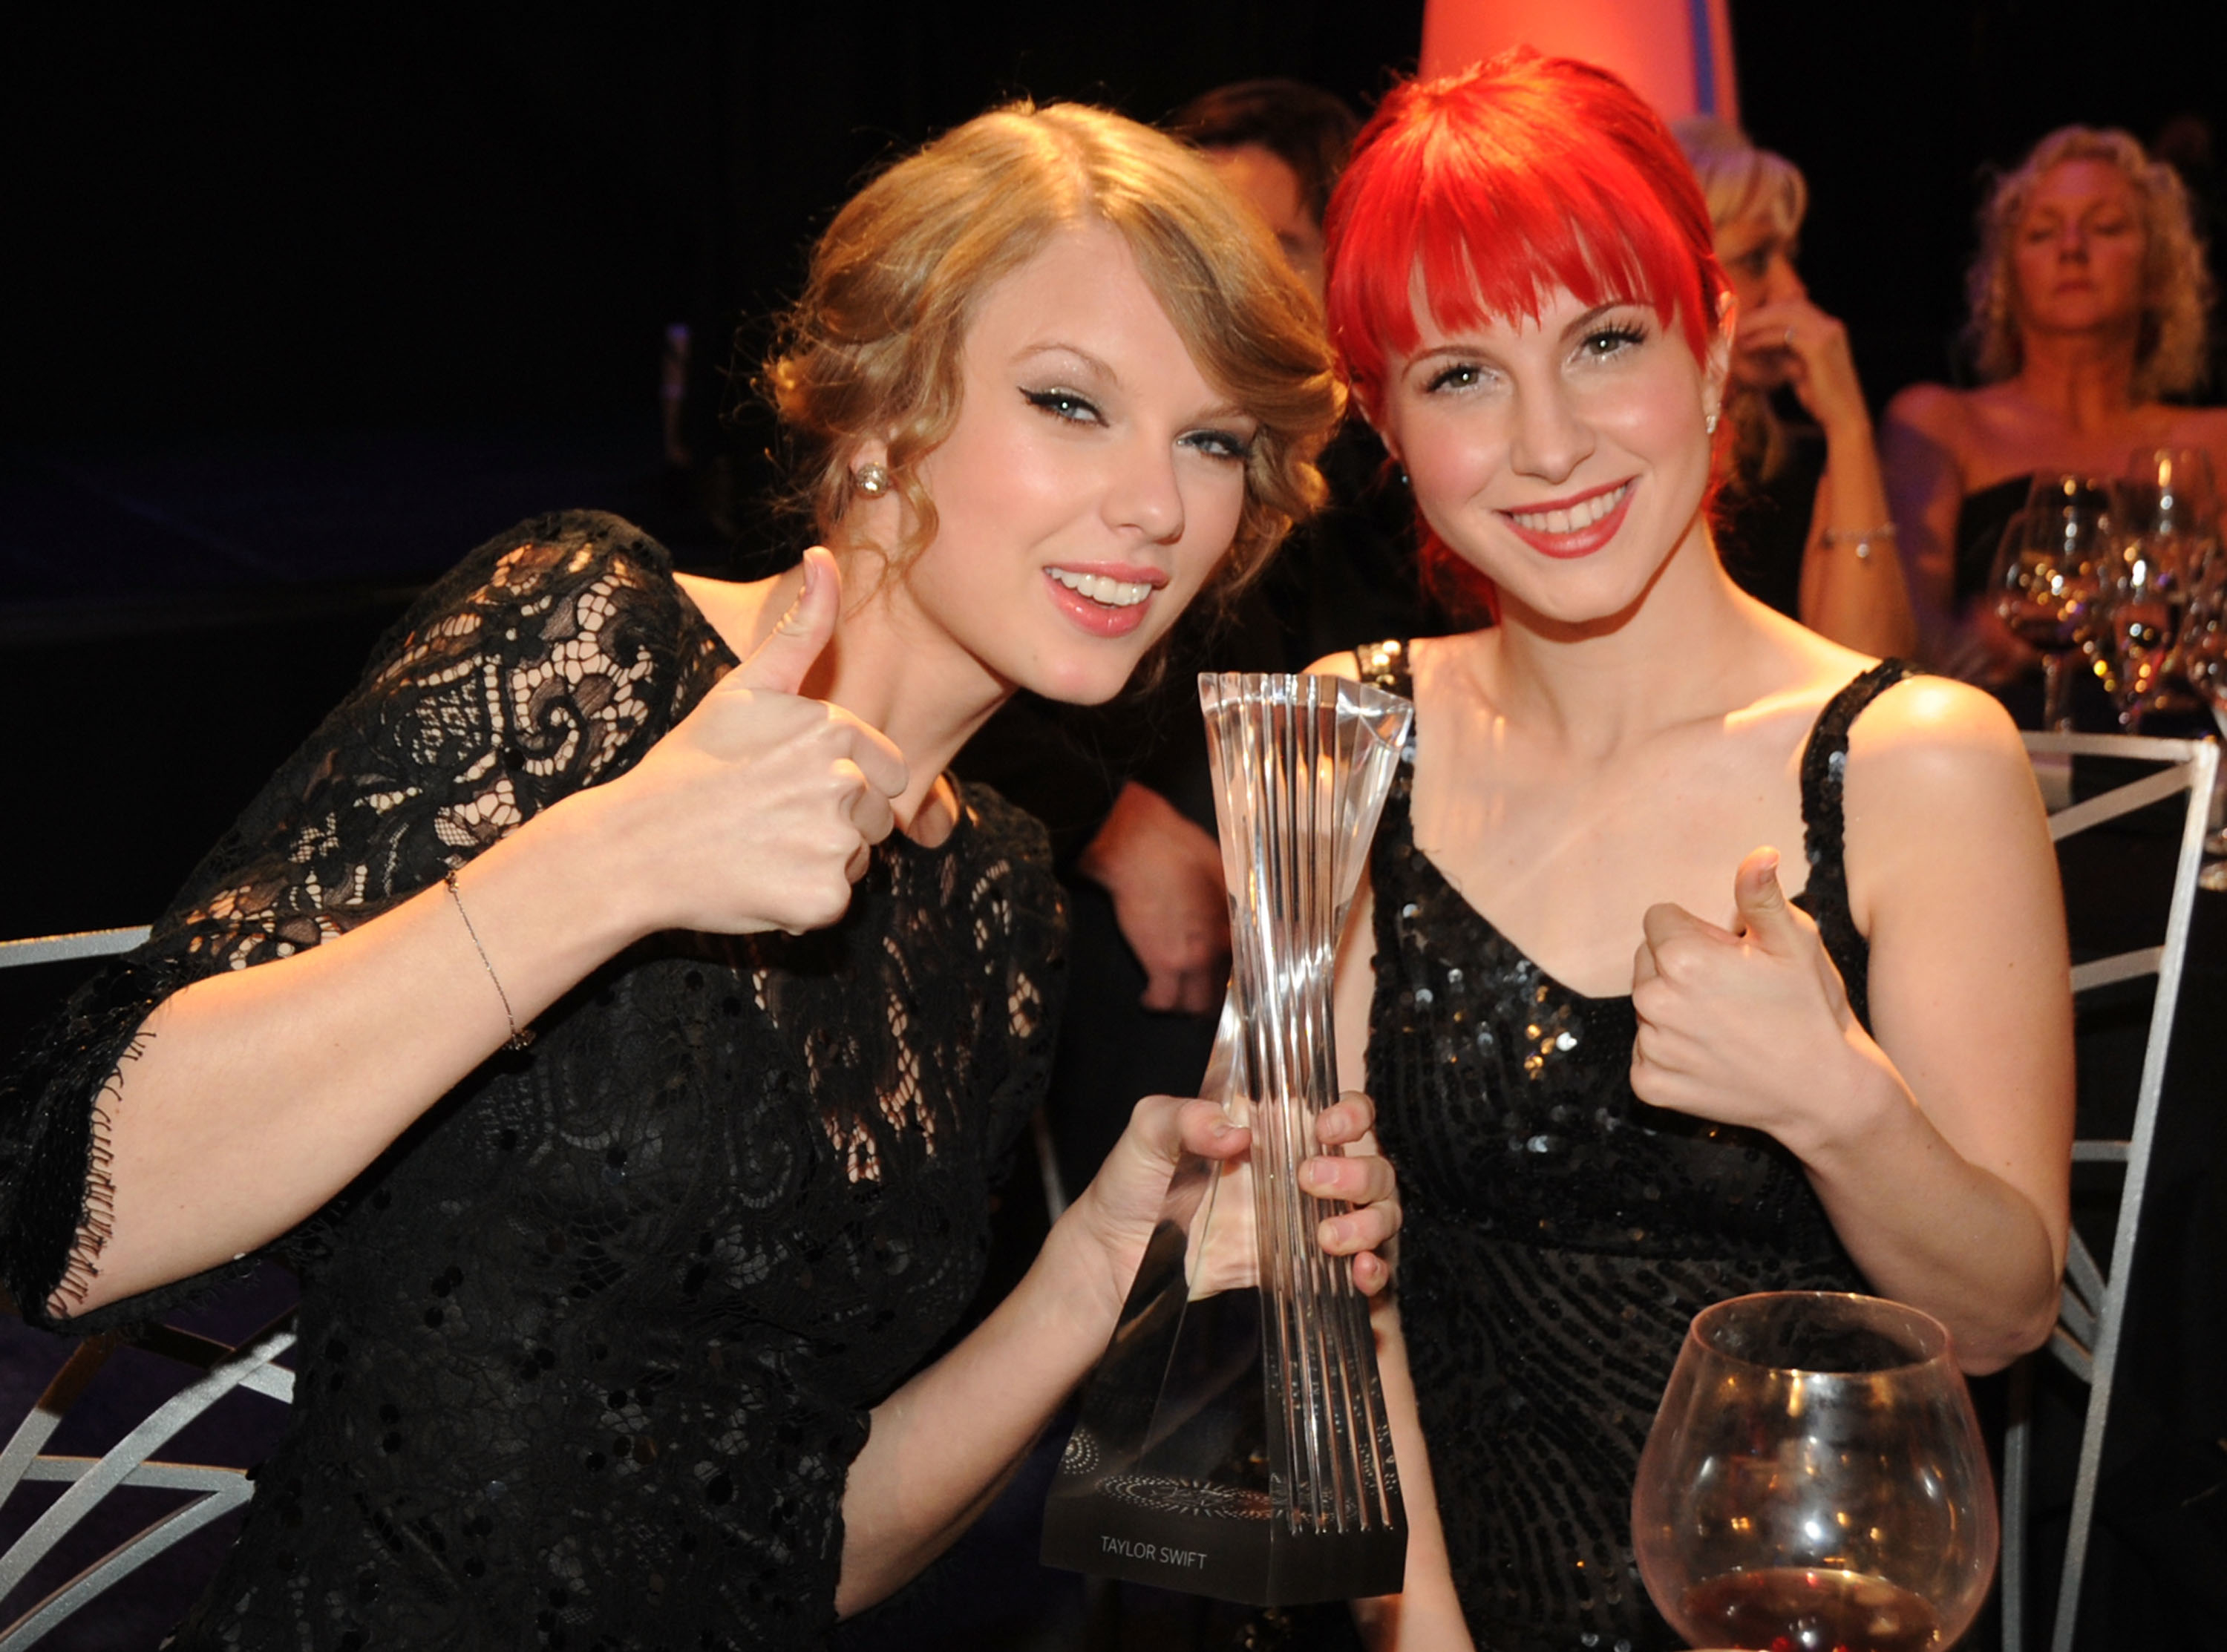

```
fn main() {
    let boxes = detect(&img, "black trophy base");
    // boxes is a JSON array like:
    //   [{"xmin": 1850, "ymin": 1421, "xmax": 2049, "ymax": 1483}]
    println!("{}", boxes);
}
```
[{"xmin": 1041, "ymin": 1473, "xmax": 1406, "ymax": 1606}]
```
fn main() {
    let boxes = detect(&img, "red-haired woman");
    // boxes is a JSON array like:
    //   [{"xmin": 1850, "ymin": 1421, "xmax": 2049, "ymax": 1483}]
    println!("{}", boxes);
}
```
[{"xmin": 1312, "ymin": 54, "xmax": 2072, "ymax": 1651}]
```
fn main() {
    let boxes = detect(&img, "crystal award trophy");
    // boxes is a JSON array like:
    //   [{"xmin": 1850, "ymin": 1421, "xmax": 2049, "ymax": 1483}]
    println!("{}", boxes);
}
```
[{"xmin": 1041, "ymin": 671, "xmax": 1414, "ymax": 1605}]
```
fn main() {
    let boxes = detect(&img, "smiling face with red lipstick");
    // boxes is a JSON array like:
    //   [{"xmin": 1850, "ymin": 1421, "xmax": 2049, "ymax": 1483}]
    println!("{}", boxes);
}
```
[
  {"xmin": 1376, "ymin": 285, "xmax": 1727, "ymax": 629},
  {"xmin": 883, "ymin": 223, "xmax": 1263, "ymax": 706},
  {"xmin": 1322, "ymin": 52, "xmax": 1733, "ymax": 630},
  {"xmin": 764, "ymin": 101, "xmax": 1339, "ymax": 733}
]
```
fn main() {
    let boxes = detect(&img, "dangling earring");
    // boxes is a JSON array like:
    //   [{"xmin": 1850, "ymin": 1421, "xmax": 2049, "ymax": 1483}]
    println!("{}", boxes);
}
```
[
  {"xmin": 854, "ymin": 462, "xmax": 892, "ymax": 498},
  {"xmin": 1704, "ymin": 410, "xmax": 1720, "ymax": 436}
]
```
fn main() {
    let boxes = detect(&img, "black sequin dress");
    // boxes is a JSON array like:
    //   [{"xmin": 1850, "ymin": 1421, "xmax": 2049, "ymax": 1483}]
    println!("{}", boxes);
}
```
[
  {"xmin": 0, "ymin": 514, "xmax": 1064, "ymax": 1651},
  {"xmin": 1352, "ymin": 643, "xmax": 1912, "ymax": 1652}
]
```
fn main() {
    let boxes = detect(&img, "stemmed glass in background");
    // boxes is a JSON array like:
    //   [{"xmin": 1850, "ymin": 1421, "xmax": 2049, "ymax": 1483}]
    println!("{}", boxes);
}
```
[
  {"xmin": 2119, "ymin": 448, "xmax": 2226, "ymax": 874},
  {"xmin": 2099, "ymin": 525, "xmax": 2184, "ymax": 730},
  {"xmin": 2119, "ymin": 447, "xmax": 2220, "ymax": 577},
  {"xmin": 2103, "ymin": 449, "xmax": 2219, "ymax": 728},
  {"xmin": 1632, "ymin": 1292, "xmax": 1997, "ymax": 1652},
  {"xmin": 1989, "ymin": 474, "xmax": 2110, "ymax": 732}
]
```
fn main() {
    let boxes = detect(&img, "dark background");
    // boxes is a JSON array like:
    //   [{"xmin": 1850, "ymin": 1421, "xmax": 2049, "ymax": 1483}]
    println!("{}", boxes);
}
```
[
  {"xmin": 7, "ymin": 2, "xmax": 2223, "ymax": 447},
  {"xmin": 2, "ymin": 6, "xmax": 1428, "ymax": 445}
]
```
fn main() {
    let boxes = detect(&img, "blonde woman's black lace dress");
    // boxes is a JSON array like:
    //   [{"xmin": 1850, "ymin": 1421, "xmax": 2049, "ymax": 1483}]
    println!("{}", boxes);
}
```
[{"xmin": 0, "ymin": 513, "xmax": 1064, "ymax": 1651}]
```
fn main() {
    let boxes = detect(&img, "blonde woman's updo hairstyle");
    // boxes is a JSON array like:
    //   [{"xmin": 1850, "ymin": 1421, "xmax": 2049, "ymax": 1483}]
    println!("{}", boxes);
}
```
[
  {"xmin": 764, "ymin": 101, "xmax": 1344, "ymax": 594},
  {"xmin": 1672, "ymin": 118, "xmax": 1811, "ymax": 485},
  {"xmin": 1966, "ymin": 124, "xmax": 2214, "ymax": 399},
  {"xmin": 1673, "ymin": 116, "xmax": 1808, "ymax": 243}
]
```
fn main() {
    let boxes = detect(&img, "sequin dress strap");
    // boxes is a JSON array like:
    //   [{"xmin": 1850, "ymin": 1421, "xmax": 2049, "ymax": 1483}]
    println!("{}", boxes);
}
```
[
  {"xmin": 1353, "ymin": 638, "xmax": 1413, "ymax": 696},
  {"xmin": 1799, "ymin": 658, "xmax": 1920, "ymax": 1031}
]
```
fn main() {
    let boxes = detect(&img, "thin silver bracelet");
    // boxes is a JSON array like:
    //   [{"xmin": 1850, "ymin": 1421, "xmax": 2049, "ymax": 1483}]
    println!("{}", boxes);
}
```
[
  {"xmin": 1821, "ymin": 523, "xmax": 1897, "ymax": 562},
  {"xmin": 444, "ymin": 870, "xmax": 534, "ymax": 1051}
]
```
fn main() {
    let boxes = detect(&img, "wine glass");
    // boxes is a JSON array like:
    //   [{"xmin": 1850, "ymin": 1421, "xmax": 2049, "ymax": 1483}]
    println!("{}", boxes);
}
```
[
  {"xmin": 1632, "ymin": 1292, "xmax": 1998, "ymax": 1652},
  {"xmin": 1989, "ymin": 499, "xmax": 2104, "ymax": 732},
  {"xmin": 2122, "ymin": 446, "xmax": 2220, "ymax": 554},
  {"xmin": 2099, "ymin": 517, "xmax": 2190, "ymax": 731},
  {"xmin": 2113, "ymin": 450, "xmax": 2220, "ymax": 716}
]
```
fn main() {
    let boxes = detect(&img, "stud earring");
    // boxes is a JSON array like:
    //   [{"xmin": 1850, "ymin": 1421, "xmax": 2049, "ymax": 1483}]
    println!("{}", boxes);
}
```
[
  {"xmin": 1704, "ymin": 410, "xmax": 1720, "ymax": 436},
  {"xmin": 854, "ymin": 462, "xmax": 892, "ymax": 498}
]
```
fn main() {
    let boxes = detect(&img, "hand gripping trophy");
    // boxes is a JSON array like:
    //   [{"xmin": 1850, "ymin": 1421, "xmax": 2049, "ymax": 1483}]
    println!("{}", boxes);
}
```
[{"xmin": 1042, "ymin": 672, "xmax": 1413, "ymax": 1605}]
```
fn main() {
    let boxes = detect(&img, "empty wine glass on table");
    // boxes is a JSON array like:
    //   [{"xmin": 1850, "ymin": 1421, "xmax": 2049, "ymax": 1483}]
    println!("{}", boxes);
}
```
[
  {"xmin": 1989, "ymin": 480, "xmax": 2109, "ymax": 731},
  {"xmin": 1632, "ymin": 1292, "xmax": 1998, "ymax": 1652}
]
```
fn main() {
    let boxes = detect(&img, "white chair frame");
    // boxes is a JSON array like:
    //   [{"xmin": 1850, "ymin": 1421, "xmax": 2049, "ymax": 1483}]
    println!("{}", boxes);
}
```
[
  {"xmin": 0, "ymin": 922, "xmax": 294, "ymax": 1649},
  {"xmin": 2000, "ymin": 731, "xmax": 2219, "ymax": 1652},
  {"xmin": 0, "ymin": 1318, "xmax": 294, "ymax": 1650}
]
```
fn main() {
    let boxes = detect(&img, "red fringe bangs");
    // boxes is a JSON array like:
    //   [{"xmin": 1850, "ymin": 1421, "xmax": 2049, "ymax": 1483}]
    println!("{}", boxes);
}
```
[
  {"xmin": 1327, "ymin": 55, "xmax": 1721, "ymax": 413},
  {"xmin": 1321, "ymin": 50, "xmax": 1733, "ymax": 621}
]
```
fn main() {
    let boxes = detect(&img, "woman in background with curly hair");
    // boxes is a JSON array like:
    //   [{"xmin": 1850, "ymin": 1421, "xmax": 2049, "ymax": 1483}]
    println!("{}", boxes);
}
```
[{"xmin": 1883, "ymin": 124, "xmax": 2227, "ymax": 681}]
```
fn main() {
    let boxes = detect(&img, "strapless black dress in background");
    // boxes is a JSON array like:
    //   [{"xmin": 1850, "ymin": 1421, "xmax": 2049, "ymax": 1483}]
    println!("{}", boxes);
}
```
[{"xmin": 1952, "ymin": 473, "xmax": 2035, "ymax": 606}]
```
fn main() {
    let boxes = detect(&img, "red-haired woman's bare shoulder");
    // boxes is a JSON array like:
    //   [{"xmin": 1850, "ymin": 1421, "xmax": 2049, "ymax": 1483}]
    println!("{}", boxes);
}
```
[
  {"xmin": 1853, "ymin": 672, "xmax": 2025, "ymax": 766},
  {"xmin": 1840, "ymin": 674, "xmax": 2051, "ymax": 932},
  {"xmin": 1845, "ymin": 675, "xmax": 2039, "ymax": 845},
  {"xmin": 1308, "ymin": 632, "xmax": 1485, "ymax": 689}
]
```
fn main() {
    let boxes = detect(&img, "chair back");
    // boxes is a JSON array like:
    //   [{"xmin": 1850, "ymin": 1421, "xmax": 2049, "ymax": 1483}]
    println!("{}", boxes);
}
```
[
  {"xmin": 0, "ymin": 1318, "xmax": 294, "ymax": 1649},
  {"xmin": 0, "ymin": 923, "xmax": 295, "ymax": 1649},
  {"xmin": 2001, "ymin": 731, "xmax": 2218, "ymax": 1652}
]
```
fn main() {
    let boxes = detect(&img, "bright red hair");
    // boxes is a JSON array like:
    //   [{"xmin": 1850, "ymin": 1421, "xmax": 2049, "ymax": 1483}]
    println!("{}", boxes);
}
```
[{"xmin": 1322, "ymin": 50, "xmax": 1732, "ymax": 618}]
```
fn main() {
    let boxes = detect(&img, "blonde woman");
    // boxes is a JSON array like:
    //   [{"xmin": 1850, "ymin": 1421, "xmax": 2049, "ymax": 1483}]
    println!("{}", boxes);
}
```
[
  {"xmin": 1883, "ymin": 124, "xmax": 2227, "ymax": 680},
  {"xmin": 0, "ymin": 103, "xmax": 1397, "ymax": 1649},
  {"xmin": 1675, "ymin": 117, "xmax": 1914, "ymax": 657}
]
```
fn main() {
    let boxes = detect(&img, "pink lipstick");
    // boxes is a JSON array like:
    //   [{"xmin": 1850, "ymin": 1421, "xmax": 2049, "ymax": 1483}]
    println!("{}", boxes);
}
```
[{"xmin": 1042, "ymin": 562, "xmax": 1165, "ymax": 639}]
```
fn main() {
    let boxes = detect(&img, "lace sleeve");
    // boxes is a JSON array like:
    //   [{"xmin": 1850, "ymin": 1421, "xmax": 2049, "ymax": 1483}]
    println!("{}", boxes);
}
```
[
  {"xmin": 964, "ymin": 785, "xmax": 1067, "ymax": 1179},
  {"xmin": 0, "ymin": 511, "xmax": 733, "ymax": 1331}
]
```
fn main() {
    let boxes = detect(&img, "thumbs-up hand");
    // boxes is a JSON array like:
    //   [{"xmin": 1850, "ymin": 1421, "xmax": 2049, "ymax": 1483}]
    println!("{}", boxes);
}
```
[
  {"xmin": 1629, "ymin": 847, "xmax": 1863, "ymax": 1143},
  {"xmin": 589, "ymin": 548, "xmax": 910, "ymax": 940},
  {"xmin": 736, "ymin": 543, "xmax": 846, "ymax": 695}
]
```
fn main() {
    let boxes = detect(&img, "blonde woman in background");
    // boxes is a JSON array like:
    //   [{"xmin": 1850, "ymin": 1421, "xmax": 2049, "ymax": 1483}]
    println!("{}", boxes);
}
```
[
  {"xmin": 1675, "ymin": 117, "xmax": 1915, "ymax": 657},
  {"xmin": 1883, "ymin": 123, "xmax": 2227, "ymax": 681}
]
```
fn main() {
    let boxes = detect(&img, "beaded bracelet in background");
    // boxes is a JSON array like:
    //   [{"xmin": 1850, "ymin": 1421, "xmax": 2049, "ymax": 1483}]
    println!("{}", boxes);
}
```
[
  {"xmin": 1821, "ymin": 522, "xmax": 1897, "ymax": 562},
  {"xmin": 444, "ymin": 869, "xmax": 534, "ymax": 1050}
]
